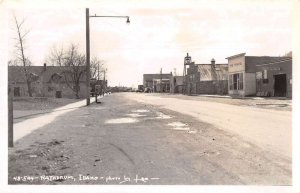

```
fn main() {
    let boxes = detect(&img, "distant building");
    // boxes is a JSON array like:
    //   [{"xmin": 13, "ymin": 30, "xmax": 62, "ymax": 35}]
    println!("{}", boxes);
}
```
[
  {"xmin": 143, "ymin": 73, "xmax": 172, "ymax": 93},
  {"xmin": 170, "ymin": 75, "xmax": 183, "ymax": 94},
  {"xmin": 183, "ymin": 53, "xmax": 228, "ymax": 95},
  {"xmin": 138, "ymin": 85, "xmax": 144, "ymax": 91},
  {"xmin": 226, "ymin": 53, "xmax": 292, "ymax": 97},
  {"xmin": 8, "ymin": 64, "xmax": 87, "ymax": 98},
  {"xmin": 90, "ymin": 78, "xmax": 107, "ymax": 96}
]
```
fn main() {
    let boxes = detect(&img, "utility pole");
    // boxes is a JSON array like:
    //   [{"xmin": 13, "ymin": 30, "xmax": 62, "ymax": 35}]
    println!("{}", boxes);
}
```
[
  {"xmin": 86, "ymin": 8, "xmax": 91, "ymax": 106},
  {"xmin": 85, "ymin": 8, "xmax": 130, "ymax": 104}
]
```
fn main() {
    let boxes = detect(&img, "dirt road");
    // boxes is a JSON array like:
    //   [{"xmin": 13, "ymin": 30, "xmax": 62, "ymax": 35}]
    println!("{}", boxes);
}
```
[
  {"xmin": 8, "ymin": 93, "xmax": 291, "ymax": 185},
  {"xmin": 125, "ymin": 93, "xmax": 292, "ymax": 158}
]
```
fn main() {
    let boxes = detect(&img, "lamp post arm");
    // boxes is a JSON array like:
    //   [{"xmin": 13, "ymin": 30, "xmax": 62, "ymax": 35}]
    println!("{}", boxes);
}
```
[
  {"xmin": 90, "ymin": 15, "xmax": 129, "ymax": 18},
  {"xmin": 90, "ymin": 15, "xmax": 130, "ymax": 23}
]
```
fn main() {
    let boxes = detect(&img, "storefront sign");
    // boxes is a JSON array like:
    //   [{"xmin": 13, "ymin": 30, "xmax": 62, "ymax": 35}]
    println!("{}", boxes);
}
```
[
  {"xmin": 228, "ymin": 57, "xmax": 245, "ymax": 73},
  {"xmin": 229, "ymin": 62, "xmax": 242, "ymax": 68}
]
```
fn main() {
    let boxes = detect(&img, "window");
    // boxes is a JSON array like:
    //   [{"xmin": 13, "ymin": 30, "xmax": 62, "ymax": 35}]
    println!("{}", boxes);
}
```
[
  {"xmin": 146, "ymin": 81, "xmax": 151, "ymax": 87},
  {"xmin": 256, "ymin": 72, "xmax": 262, "ymax": 79},
  {"xmin": 189, "ymin": 74, "xmax": 195, "ymax": 82},
  {"xmin": 262, "ymin": 70, "xmax": 268, "ymax": 84},
  {"xmin": 263, "ymin": 70, "xmax": 267, "ymax": 79},
  {"xmin": 239, "ymin": 73, "xmax": 243, "ymax": 90},
  {"xmin": 229, "ymin": 73, "xmax": 243, "ymax": 90}
]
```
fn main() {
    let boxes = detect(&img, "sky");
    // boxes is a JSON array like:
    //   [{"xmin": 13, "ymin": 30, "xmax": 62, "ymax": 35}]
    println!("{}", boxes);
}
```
[{"xmin": 3, "ymin": 0, "xmax": 293, "ymax": 87}]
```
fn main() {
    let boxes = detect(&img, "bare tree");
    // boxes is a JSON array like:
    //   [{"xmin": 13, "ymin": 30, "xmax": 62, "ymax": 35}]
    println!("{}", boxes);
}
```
[
  {"xmin": 46, "ymin": 45, "xmax": 65, "ymax": 66},
  {"xmin": 8, "ymin": 59, "xmax": 18, "ymax": 66},
  {"xmin": 12, "ymin": 15, "xmax": 33, "ymax": 97},
  {"xmin": 60, "ymin": 44, "xmax": 86, "ymax": 99},
  {"xmin": 47, "ymin": 43, "xmax": 105, "ymax": 98},
  {"xmin": 90, "ymin": 56, "xmax": 105, "ymax": 80}
]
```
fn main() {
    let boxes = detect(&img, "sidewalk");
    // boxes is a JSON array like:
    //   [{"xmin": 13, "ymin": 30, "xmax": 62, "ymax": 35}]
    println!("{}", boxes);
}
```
[{"xmin": 13, "ymin": 97, "xmax": 97, "ymax": 142}]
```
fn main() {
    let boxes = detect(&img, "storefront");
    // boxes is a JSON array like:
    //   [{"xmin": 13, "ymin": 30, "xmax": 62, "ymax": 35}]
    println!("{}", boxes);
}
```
[
  {"xmin": 227, "ymin": 53, "xmax": 256, "ymax": 97},
  {"xmin": 255, "ymin": 58, "xmax": 292, "ymax": 98},
  {"xmin": 227, "ymin": 53, "xmax": 292, "ymax": 97}
]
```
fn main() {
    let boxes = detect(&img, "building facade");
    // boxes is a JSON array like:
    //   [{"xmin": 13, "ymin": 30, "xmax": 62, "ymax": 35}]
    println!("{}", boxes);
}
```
[
  {"xmin": 143, "ymin": 73, "xmax": 172, "ymax": 93},
  {"xmin": 183, "ymin": 53, "xmax": 228, "ymax": 95},
  {"xmin": 8, "ymin": 64, "xmax": 87, "ymax": 98},
  {"xmin": 170, "ymin": 75, "xmax": 183, "ymax": 94},
  {"xmin": 226, "ymin": 53, "xmax": 292, "ymax": 97},
  {"xmin": 255, "ymin": 58, "xmax": 292, "ymax": 98}
]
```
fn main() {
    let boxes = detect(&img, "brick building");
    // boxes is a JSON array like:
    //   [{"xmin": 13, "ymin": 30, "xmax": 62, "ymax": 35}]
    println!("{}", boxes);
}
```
[
  {"xmin": 226, "ymin": 53, "xmax": 292, "ymax": 97},
  {"xmin": 183, "ymin": 53, "xmax": 228, "ymax": 95},
  {"xmin": 170, "ymin": 75, "xmax": 183, "ymax": 94},
  {"xmin": 8, "ymin": 64, "xmax": 87, "ymax": 98},
  {"xmin": 255, "ymin": 58, "xmax": 292, "ymax": 98}
]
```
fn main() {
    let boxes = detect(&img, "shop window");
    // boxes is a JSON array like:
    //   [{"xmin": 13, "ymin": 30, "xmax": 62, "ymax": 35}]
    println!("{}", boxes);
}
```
[
  {"xmin": 262, "ymin": 70, "xmax": 268, "ymax": 84},
  {"xmin": 239, "ymin": 73, "xmax": 243, "ymax": 89},
  {"xmin": 263, "ymin": 70, "xmax": 268, "ymax": 79},
  {"xmin": 229, "ymin": 73, "xmax": 243, "ymax": 90}
]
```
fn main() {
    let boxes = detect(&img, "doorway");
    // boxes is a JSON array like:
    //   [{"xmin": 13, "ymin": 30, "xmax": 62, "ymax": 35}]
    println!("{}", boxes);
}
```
[{"xmin": 274, "ymin": 74, "xmax": 287, "ymax": 97}]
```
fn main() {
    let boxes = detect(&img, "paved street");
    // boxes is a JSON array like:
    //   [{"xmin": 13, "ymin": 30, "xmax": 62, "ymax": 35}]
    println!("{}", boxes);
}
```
[{"xmin": 9, "ymin": 93, "xmax": 291, "ymax": 185}]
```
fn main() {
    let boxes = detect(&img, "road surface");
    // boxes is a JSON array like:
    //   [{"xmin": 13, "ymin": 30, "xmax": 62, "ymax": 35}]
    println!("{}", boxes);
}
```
[
  {"xmin": 124, "ymin": 93, "xmax": 292, "ymax": 158},
  {"xmin": 9, "ymin": 93, "xmax": 291, "ymax": 185}
]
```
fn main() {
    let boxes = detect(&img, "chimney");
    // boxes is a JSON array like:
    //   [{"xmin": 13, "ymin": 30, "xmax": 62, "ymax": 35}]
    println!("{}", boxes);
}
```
[
  {"xmin": 211, "ymin": 58, "xmax": 216, "ymax": 68},
  {"xmin": 43, "ymin": 63, "xmax": 47, "ymax": 71}
]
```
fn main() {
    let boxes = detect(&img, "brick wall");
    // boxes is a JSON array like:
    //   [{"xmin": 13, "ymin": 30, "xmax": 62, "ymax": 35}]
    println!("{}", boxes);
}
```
[
  {"xmin": 256, "ymin": 60, "xmax": 292, "ymax": 98},
  {"xmin": 196, "ymin": 80, "xmax": 228, "ymax": 95}
]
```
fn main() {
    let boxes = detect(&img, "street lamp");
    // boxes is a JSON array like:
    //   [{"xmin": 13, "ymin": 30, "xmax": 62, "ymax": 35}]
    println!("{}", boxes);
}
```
[{"xmin": 86, "ymin": 8, "xmax": 130, "ymax": 105}]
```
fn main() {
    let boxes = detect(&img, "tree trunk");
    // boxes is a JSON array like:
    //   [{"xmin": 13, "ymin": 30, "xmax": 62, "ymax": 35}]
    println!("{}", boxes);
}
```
[
  {"xmin": 14, "ymin": 16, "xmax": 32, "ymax": 97},
  {"xmin": 26, "ymin": 76, "xmax": 32, "ymax": 97}
]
